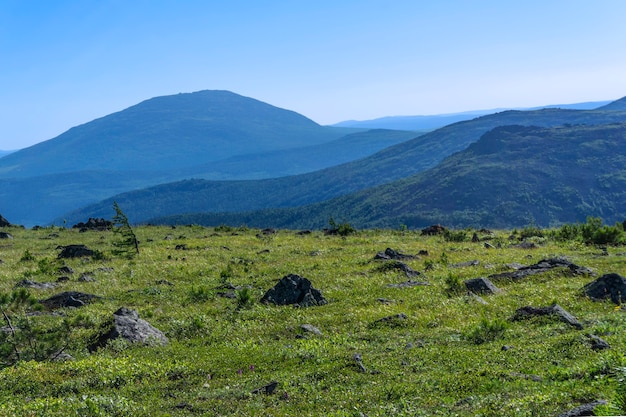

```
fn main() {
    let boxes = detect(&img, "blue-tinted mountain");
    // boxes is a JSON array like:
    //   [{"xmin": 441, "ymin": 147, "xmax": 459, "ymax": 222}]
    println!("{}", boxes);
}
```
[
  {"xmin": 333, "ymin": 100, "xmax": 611, "ymax": 131},
  {"xmin": 149, "ymin": 123, "xmax": 626, "ymax": 229},
  {"xmin": 61, "ymin": 104, "xmax": 626, "ymax": 226}
]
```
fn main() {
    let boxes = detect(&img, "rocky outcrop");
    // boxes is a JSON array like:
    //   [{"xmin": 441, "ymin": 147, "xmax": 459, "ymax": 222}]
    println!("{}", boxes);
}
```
[
  {"xmin": 489, "ymin": 257, "xmax": 593, "ymax": 281},
  {"xmin": 260, "ymin": 274, "xmax": 327, "ymax": 307},
  {"xmin": 421, "ymin": 225, "xmax": 446, "ymax": 236},
  {"xmin": 40, "ymin": 291, "xmax": 101, "ymax": 309},
  {"xmin": 374, "ymin": 248, "xmax": 416, "ymax": 260},
  {"xmin": 0, "ymin": 232, "xmax": 13, "ymax": 239},
  {"xmin": 583, "ymin": 273, "xmax": 626, "ymax": 304},
  {"xmin": 72, "ymin": 218, "xmax": 113, "ymax": 232},
  {"xmin": 57, "ymin": 245, "xmax": 95, "ymax": 259},
  {"xmin": 511, "ymin": 304, "xmax": 583, "ymax": 330}
]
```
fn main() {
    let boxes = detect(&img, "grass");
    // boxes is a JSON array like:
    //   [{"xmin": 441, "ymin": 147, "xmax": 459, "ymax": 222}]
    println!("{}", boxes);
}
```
[{"xmin": 0, "ymin": 225, "xmax": 625, "ymax": 415}]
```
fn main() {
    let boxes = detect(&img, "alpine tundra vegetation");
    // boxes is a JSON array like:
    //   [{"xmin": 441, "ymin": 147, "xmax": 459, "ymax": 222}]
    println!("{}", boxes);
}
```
[{"xmin": 0, "ymin": 219, "xmax": 626, "ymax": 416}]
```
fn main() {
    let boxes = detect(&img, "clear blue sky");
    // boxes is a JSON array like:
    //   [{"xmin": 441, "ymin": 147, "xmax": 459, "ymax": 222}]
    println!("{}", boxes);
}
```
[{"xmin": 2, "ymin": 0, "xmax": 626, "ymax": 149}]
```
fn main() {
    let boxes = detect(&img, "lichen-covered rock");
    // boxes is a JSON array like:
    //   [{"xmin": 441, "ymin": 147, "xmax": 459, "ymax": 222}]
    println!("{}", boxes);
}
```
[
  {"xmin": 465, "ymin": 277, "xmax": 500, "ymax": 294},
  {"xmin": 57, "ymin": 244, "xmax": 95, "ymax": 259}
]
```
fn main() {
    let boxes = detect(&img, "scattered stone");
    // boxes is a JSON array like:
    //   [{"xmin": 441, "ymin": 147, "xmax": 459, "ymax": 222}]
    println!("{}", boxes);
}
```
[
  {"xmin": 489, "ymin": 257, "xmax": 593, "ymax": 281},
  {"xmin": 175, "ymin": 244, "xmax": 187, "ymax": 250},
  {"xmin": 57, "ymin": 244, "xmax": 95, "ymax": 259},
  {"xmin": 0, "ymin": 214, "xmax": 11, "ymax": 227},
  {"xmin": 91, "ymin": 307, "xmax": 168, "ymax": 350},
  {"xmin": 464, "ymin": 277, "xmax": 500, "ymax": 294},
  {"xmin": 464, "ymin": 292, "xmax": 488, "ymax": 305},
  {"xmin": 261, "ymin": 228, "xmax": 276, "ymax": 235},
  {"xmin": 417, "ymin": 250, "xmax": 429, "ymax": 256},
  {"xmin": 421, "ymin": 225, "xmax": 446, "ymax": 236},
  {"xmin": 374, "ymin": 248, "xmax": 416, "ymax": 260},
  {"xmin": 15, "ymin": 279, "xmax": 57, "ymax": 290},
  {"xmin": 251, "ymin": 381, "xmax": 278, "ymax": 395},
  {"xmin": 40, "ymin": 291, "xmax": 101, "ymax": 309},
  {"xmin": 156, "ymin": 279, "xmax": 174, "ymax": 286},
  {"xmin": 451, "ymin": 260, "xmax": 479, "ymax": 268},
  {"xmin": 300, "ymin": 324, "xmax": 322, "ymax": 336},
  {"xmin": 386, "ymin": 279, "xmax": 428, "ymax": 288},
  {"xmin": 353, "ymin": 353, "xmax": 367, "ymax": 373},
  {"xmin": 588, "ymin": 334, "xmax": 610, "ymax": 350},
  {"xmin": 376, "ymin": 298, "xmax": 395, "ymax": 304},
  {"xmin": 260, "ymin": 274, "xmax": 327, "ymax": 307},
  {"xmin": 374, "ymin": 313, "xmax": 408, "ymax": 325},
  {"xmin": 583, "ymin": 273, "xmax": 626, "ymax": 304},
  {"xmin": 257, "ymin": 249, "xmax": 270, "ymax": 254},
  {"xmin": 97, "ymin": 267, "xmax": 114, "ymax": 273},
  {"xmin": 58, "ymin": 266, "xmax": 74, "ymax": 275},
  {"xmin": 484, "ymin": 242, "xmax": 495, "ymax": 249},
  {"xmin": 296, "ymin": 230, "xmax": 312, "ymax": 235},
  {"xmin": 511, "ymin": 304, "xmax": 584, "ymax": 330},
  {"xmin": 78, "ymin": 273, "xmax": 95, "ymax": 282},
  {"xmin": 72, "ymin": 218, "xmax": 112, "ymax": 232},
  {"xmin": 57, "ymin": 276, "xmax": 70, "ymax": 283},
  {"xmin": 0, "ymin": 232, "xmax": 13, "ymax": 239},
  {"xmin": 556, "ymin": 400, "xmax": 607, "ymax": 417},
  {"xmin": 472, "ymin": 233, "xmax": 480, "ymax": 242},
  {"xmin": 501, "ymin": 345, "xmax": 513, "ymax": 351},
  {"xmin": 505, "ymin": 263, "xmax": 525, "ymax": 270}
]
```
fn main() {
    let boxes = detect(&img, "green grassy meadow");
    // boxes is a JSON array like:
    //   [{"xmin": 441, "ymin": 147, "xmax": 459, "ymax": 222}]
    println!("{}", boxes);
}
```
[{"xmin": 0, "ymin": 225, "xmax": 625, "ymax": 416}]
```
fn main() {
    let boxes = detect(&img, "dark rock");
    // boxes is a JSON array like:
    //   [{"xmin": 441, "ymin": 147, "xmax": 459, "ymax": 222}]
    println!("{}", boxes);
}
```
[
  {"xmin": 511, "ymin": 304, "xmax": 583, "ymax": 329},
  {"xmin": 57, "ymin": 245, "xmax": 95, "ymax": 259},
  {"xmin": 489, "ymin": 257, "xmax": 593, "ymax": 281},
  {"xmin": 0, "ymin": 214, "xmax": 11, "ymax": 227},
  {"xmin": 261, "ymin": 228, "xmax": 276, "ymax": 235},
  {"xmin": 556, "ymin": 400, "xmax": 607, "ymax": 417},
  {"xmin": 15, "ymin": 279, "xmax": 57, "ymax": 290},
  {"xmin": 296, "ymin": 230, "xmax": 312, "ymax": 235},
  {"xmin": 374, "ymin": 248, "xmax": 416, "ymax": 260},
  {"xmin": 451, "ymin": 260, "xmax": 480, "ymax": 268},
  {"xmin": 464, "ymin": 277, "xmax": 500, "ymax": 294},
  {"xmin": 374, "ymin": 313, "xmax": 408, "ymax": 325},
  {"xmin": 72, "ymin": 218, "xmax": 112, "ymax": 231},
  {"xmin": 386, "ymin": 279, "xmax": 428, "ymax": 288},
  {"xmin": 583, "ymin": 273, "xmax": 626, "ymax": 304},
  {"xmin": 58, "ymin": 266, "xmax": 74, "ymax": 275},
  {"xmin": 175, "ymin": 244, "xmax": 187, "ymax": 250},
  {"xmin": 588, "ymin": 334, "xmax": 610, "ymax": 350},
  {"xmin": 484, "ymin": 242, "xmax": 495, "ymax": 249},
  {"xmin": 40, "ymin": 291, "xmax": 100, "ymax": 309},
  {"xmin": 156, "ymin": 279, "xmax": 174, "ymax": 286},
  {"xmin": 57, "ymin": 276, "xmax": 70, "ymax": 283},
  {"xmin": 91, "ymin": 307, "xmax": 168, "ymax": 350},
  {"xmin": 0, "ymin": 232, "xmax": 13, "ymax": 239},
  {"xmin": 260, "ymin": 274, "xmax": 327, "ymax": 307},
  {"xmin": 421, "ymin": 224, "xmax": 446, "ymax": 236},
  {"xmin": 418, "ymin": 250, "xmax": 429, "ymax": 256},
  {"xmin": 472, "ymin": 233, "xmax": 480, "ymax": 242},
  {"xmin": 251, "ymin": 381, "xmax": 278, "ymax": 395}
]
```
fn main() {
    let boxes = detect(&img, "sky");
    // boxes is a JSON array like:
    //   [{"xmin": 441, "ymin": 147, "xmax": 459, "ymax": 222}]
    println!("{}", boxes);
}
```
[{"xmin": 2, "ymin": 0, "xmax": 626, "ymax": 150}]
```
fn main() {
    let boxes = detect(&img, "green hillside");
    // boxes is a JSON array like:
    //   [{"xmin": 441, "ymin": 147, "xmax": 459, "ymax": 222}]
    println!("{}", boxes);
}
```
[
  {"xmin": 63, "ymin": 106, "xmax": 626, "ymax": 226},
  {"xmin": 150, "ymin": 123, "xmax": 626, "ymax": 229}
]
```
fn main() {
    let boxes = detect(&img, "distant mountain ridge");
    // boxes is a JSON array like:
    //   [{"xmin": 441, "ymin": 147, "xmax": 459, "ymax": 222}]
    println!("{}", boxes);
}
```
[
  {"xmin": 333, "ymin": 100, "xmax": 612, "ymax": 131},
  {"xmin": 61, "ymin": 102, "xmax": 626, "ymax": 226},
  {"xmin": 0, "ymin": 90, "xmax": 417, "ymax": 226},
  {"xmin": 0, "ymin": 90, "xmax": 358, "ymax": 178},
  {"xmin": 149, "ymin": 122, "xmax": 626, "ymax": 229},
  {"xmin": 0, "ymin": 150, "xmax": 16, "ymax": 158}
]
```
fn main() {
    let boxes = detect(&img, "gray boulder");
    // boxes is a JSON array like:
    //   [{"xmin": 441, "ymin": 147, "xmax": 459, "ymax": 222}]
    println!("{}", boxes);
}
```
[
  {"xmin": 0, "ymin": 232, "xmax": 13, "ymax": 239},
  {"xmin": 464, "ymin": 277, "xmax": 500, "ymax": 294},
  {"xmin": 511, "ymin": 304, "xmax": 583, "ymax": 330},
  {"xmin": 261, "ymin": 274, "xmax": 327, "ymax": 307},
  {"xmin": 583, "ymin": 273, "xmax": 626, "ymax": 304},
  {"xmin": 91, "ymin": 307, "xmax": 168, "ymax": 350}
]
